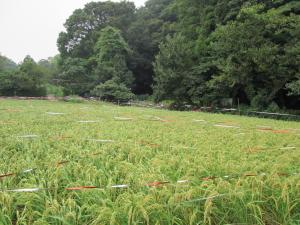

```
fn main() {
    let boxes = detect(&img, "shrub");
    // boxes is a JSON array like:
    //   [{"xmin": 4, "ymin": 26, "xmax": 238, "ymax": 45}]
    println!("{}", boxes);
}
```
[
  {"xmin": 63, "ymin": 95, "xmax": 85, "ymax": 103},
  {"xmin": 46, "ymin": 85, "xmax": 64, "ymax": 97},
  {"xmin": 251, "ymin": 93, "xmax": 269, "ymax": 110},
  {"xmin": 267, "ymin": 102, "xmax": 280, "ymax": 112},
  {"xmin": 91, "ymin": 80, "xmax": 134, "ymax": 102}
]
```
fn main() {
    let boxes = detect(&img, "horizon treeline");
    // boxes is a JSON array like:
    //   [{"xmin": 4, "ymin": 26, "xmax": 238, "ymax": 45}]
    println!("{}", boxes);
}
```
[{"xmin": 0, "ymin": 0, "xmax": 299, "ymax": 110}]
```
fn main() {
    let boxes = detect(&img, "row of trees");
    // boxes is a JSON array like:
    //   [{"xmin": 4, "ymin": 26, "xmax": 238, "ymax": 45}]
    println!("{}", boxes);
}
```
[
  {"xmin": 1, "ymin": 0, "xmax": 299, "ymax": 109},
  {"xmin": 0, "ymin": 54, "xmax": 60, "ymax": 96}
]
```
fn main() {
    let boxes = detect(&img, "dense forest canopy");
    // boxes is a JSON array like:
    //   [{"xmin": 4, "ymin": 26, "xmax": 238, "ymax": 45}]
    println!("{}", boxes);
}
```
[{"xmin": 0, "ymin": 0, "xmax": 299, "ymax": 110}]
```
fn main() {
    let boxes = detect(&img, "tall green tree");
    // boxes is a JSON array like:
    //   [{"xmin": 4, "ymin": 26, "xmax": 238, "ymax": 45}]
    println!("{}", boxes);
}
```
[
  {"xmin": 127, "ymin": 0, "xmax": 175, "ymax": 94},
  {"xmin": 153, "ymin": 34, "xmax": 194, "ymax": 103},
  {"xmin": 91, "ymin": 26, "xmax": 133, "ymax": 101},
  {"xmin": 57, "ymin": 1, "xmax": 136, "ymax": 96},
  {"xmin": 59, "ymin": 57, "xmax": 91, "ymax": 95},
  {"xmin": 153, "ymin": 0, "xmax": 300, "ymax": 109},
  {"xmin": 38, "ymin": 55, "xmax": 61, "ymax": 84},
  {"xmin": 209, "ymin": 3, "xmax": 300, "ymax": 108},
  {"xmin": 57, "ymin": 1, "xmax": 135, "ymax": 59},
  {"xmin": 93, "ymin": 26, "xmax": 133, "ymax": 86}
]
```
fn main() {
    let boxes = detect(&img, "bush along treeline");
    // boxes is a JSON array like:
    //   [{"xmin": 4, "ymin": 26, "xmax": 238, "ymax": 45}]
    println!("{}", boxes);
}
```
[
  {"xmin": 0, "ymin": 54, "xmax": 63, "ymax": 97},
  {"xmin": 1, "ymin": 0, "xmax": 300, "ymax": 110}
]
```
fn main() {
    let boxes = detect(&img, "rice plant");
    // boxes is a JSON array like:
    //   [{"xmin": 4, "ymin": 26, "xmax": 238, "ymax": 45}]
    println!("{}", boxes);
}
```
[{"xmin": 0, "ymin": 99, "xmax": 299, "ymax": 225}]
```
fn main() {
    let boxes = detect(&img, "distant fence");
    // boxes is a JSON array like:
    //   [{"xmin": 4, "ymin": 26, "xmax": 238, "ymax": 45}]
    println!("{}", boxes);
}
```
[
  {"xmin": 120, "ymin": 101, "xmax": 300, "ymax": 121},
  {"xmin": 199, "ymin": 107, "xmax": 300, "ymax": 121},
  {"xmin": 0, "ymin": 96, "xmax": 60, "ymax": 100},
  {"xmin": 1, "ymin": 96, "xmax": 299, "ymax": 121}
]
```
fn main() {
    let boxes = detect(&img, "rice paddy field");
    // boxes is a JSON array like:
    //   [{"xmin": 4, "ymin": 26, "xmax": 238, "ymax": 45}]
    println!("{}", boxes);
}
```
[{"xmin": 0, "ymin": 99, "xmax": 299, "ymax": 225}]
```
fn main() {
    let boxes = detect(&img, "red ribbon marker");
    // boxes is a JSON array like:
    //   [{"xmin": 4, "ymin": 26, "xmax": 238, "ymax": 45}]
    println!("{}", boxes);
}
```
[
  {"xmin": 257, "ymin": 128, "xmax": 291, "ymax": 134},
  {"xmin": 257, "ymin": 128, "xmax": 273, "ymax": 132},
  {"xmin": 244, "ymin": 174, "xmax": 257, "ymax": 177},
  {"xmin": 139, "ymin": 140, "xmax": 160, "ymax": 148},
  {"xmin": 0, "ymin": 173, "xmax": 15, "ymax": 179},
  {"xmin": 277, "ymin": 173, "xmax": 289, "ymax": 177},
  {"xmin": 56, "ymin": 160, "xmax": 70, "ymax": 167},
  {"xmin": 65, "ymin": 186, "xmax": 97, "ymax": 191},
  {"xmin": 92, "ymin": 152, "xmax": 102, "ymax": 156},
  {"xmin": 271, "ymin": 130, "xmax": 290, "ymax": 134},
  {"xmin": 202, "ymin": 176, "xmax": 217, "ymax": 181},
  {"xmin": 146, "ymin": 181, "xmax": 169, "ymax": 187}
]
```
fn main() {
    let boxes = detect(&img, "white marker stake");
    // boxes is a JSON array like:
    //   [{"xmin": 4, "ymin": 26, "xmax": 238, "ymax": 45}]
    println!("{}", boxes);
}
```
[
  {"xmin": 193, "ymin": 119, "xmax": 206, "ymax": 123},
  {"xmin": 22, "ymin": 169, "xmax": 35, "ymax": 173},
  {"xmin": 46, "ymin": 112, "xmax": 65, "ymax": 115},
  {"xmin": 171, "ymin": 146, "xmax": 196, "ymax": 150},
  {"xmin": 114, "ymin": 117, "xmax": 133, "ymax": 121},
  {"xmin": 256, "ymin": 125, "xmax": 272, "ymax": 129},
  {"xmin": 89, "ymin": 139, "xmax": 114, "ymax": 143},
  {"xmin": 6, "ymin": 188, "xmax": 42, "ymax": 192},
  {"xmin": 182, "ymin": 146, "xmax": 197, "ymax": 150},
  {"xmin": 234, "ymin": 133, "xmax": 245, "ymax": 136},
  {"xmin": 214, "ymin": 124, "xmax": 240, "ymax": 129},
  {"xmin": 18, "ymin": 135, "xmax": 38, "ymax": 138},
  {"xmin": 153, "ymin": 117, "xmax": 167, "ymax": 122},
  {"xmin": 111, "ymin": 184, "xmax": 128, "ymax": 188},
  {"xmin": 177, "ymin": 180, "xmax": 189, "ymax": 184}
]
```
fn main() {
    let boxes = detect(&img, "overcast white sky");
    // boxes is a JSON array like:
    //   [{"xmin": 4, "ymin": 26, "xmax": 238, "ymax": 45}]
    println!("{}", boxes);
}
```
[{"xmin": 0, "ymin": 0, "xmax": 146, "ymax": 63}]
